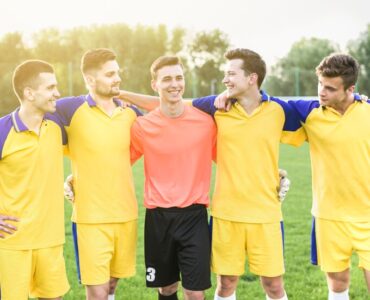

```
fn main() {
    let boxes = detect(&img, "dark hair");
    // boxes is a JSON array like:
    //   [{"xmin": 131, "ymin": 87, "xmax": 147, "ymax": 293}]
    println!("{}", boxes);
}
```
[
  {"xmin": 224, "ymin": 48, "xmax": 266, "ymax": 87},
  {"xmin": 81, "ymin": 48, "xmax": 117, "ymax": 74},
  {"xmin": 316, "ymin": 53, "xmax": 359, "ymax": 89},
  {"xmin": 150, "ymin": 56, "xmax": 183, "ymax": 80},
  {"xmin": 12, "ymin": 60, "xmax": 54, "ymax": 101}
]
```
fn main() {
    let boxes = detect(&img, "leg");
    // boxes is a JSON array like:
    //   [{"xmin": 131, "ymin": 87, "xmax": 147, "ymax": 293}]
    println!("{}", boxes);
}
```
[
  {"xmin": 364, "ymin": 269, "xmax": 370, "ymax": 292},
  {"xmin": 183, "ymin": 288, "xmax": 205, "ymax": 300},
  {"xmin": 260, "ymin": 275, "xmax": 286, "ymax": 299},
  {"xmin": 159, "ymin": 282, "xmax": 179, "ymax": 296},
  {"xmin": 86, "ymin": 282, "xmax": 110, "ymax": 300},
  {"xmin": 108, "ymin": 277, "xmax": 119, "ymax": 299},
  {"xmin": 216, "ymin": 275, "xmax": 239, "ymax": 297},
  {"xmin": 326, "ymin": 269, "xmax": 350, "ymax": 292}
]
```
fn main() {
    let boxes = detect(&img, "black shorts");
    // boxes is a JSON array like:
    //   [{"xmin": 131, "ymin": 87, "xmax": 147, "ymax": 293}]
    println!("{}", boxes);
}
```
[{"xmin": 144, "ymin": 204, "xmax": 211, "ymax": 291}]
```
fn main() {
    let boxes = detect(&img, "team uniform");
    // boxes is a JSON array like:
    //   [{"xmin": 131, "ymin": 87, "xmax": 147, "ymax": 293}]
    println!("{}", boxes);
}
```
[
  {"xmin": 0, "ymin": 110, "xmax": 69, "ymax": 299},
  {"xmin": 289, "ymin": 95, "xmax": 370, "ymax": 272},
  {"xmin": 52, "ymin": 95, "xmax": 140, "ymax": 285},
  {"xmin": 130, "ymin": 105, "xmax": 216, "ymax": 290},
  {"xmin": 192, "ymin": 91, "xmax": 304, "ymax": 277}
]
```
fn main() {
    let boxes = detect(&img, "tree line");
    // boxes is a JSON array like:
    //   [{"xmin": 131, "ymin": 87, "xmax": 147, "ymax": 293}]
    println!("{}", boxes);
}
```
[{"xmin": 0, "ymin": 23, "xmax": 369, "ymax": 116}]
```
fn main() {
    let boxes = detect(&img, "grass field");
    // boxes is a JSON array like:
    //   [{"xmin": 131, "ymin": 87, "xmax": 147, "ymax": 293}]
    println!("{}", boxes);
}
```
[{"xmin": 62, "ymin": 144, "xmax": 369, "ymax": 299}]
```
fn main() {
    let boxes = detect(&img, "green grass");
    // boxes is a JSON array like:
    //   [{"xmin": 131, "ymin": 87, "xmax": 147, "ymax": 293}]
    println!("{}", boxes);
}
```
[{"xmin": 62, "ymin": 144, "xmax": 369, "ymax": 299}]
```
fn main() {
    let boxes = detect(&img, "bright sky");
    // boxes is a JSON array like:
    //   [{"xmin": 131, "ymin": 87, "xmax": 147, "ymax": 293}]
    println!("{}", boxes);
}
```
[{"xmin": 0, "ymin": 0, "xmax": 369, "ymax": 65}]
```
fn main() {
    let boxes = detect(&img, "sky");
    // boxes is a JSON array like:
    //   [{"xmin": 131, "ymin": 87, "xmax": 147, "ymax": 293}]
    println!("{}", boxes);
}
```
[{"xmin": 0, "ymin": 0, "xmax": 369, "ymax": 65}]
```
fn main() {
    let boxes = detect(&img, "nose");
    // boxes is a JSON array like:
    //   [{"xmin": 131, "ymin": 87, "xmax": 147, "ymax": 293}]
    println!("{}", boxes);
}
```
[
  {"xmin": 222, "ymin": 75, "xmax": 228, "ymax": 84},
  {"xmin": 54, "ymin": 88, "xmax": 61, "ymax": 98}
]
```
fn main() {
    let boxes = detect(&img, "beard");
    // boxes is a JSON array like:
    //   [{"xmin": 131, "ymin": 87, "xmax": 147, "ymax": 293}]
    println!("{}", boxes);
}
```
[{"xmin": 95, "ymin": 84, "xmax": 120, "ymax": 98}]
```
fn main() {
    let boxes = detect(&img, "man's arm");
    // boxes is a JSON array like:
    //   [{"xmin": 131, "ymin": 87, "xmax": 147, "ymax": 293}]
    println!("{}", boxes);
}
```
[
  {"xmin": 118, "ymin": 90, "xmax": 160, "ymax": 111},
  {"xmin": 0, "ymin": 214, "xmax": 18, "ymax": 238}
]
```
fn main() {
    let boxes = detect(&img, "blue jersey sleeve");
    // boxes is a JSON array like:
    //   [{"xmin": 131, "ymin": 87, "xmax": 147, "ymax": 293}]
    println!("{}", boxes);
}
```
[
  {"xmin": 287, "ymin": 100, "xmax": 320, "ymax": 123},
  {"xmin": 192, "ymin": 95, "xmax": 217, "ymax": 116},
  {"xmin": 0, "ymin": 115, "xmax": 13, "ymax": 159}
]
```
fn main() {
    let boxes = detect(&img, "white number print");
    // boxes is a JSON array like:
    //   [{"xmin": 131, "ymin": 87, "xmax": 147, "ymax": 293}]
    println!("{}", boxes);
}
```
[{"xmin": 146, "ymin": 267, "xmax": 156, "ymax": 282}]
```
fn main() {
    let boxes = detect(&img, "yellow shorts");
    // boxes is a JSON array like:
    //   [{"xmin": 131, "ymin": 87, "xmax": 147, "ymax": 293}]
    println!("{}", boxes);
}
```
[
  {"xmin": 211, "ymin": 217, "xmax": 285, "ymax": 277},
  {"xmin": 0, "ymin": 245, "xmax": 69, "ymax": 300},
  {"xmin": 73, "ymin": 221, "xmax": 137, "ymax": 285},
  {"xmin": 314, "ymin": 218, "xmax": 370, "ymax": 272}
]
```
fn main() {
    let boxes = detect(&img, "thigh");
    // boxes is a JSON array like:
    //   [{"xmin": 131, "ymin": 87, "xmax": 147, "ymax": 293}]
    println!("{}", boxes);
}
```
[
  {"xmin": 351, "ymin": 222, "xmax": 370, "ymax": 271},
  {"xmin": 246, "ymin": 222, "xmax": 285, "ymax": 277},
  {"xmin": 316, "ymin": 218, "xmax": 352, "ymax": 272},
  {"xmin": 75, "ymin": 223, "xmax": 114, "ymax": 285},
  {"xmin": 110, "ymin": 220, "xmax": 137, "ymax": 278},
  {"xmin": 211, "ymin": 217, "xmax": 246, "ymax": 276},
  {"xmin": 30, "ymin": 245, "xmax": 69, "ymax": 299},
  {"xmin": 144, "ymin": 209, "xmax": 179, "ymax": 288},
  {"xmin": 177, "ymin": 206, "xmax": 211, "ymax": 291},
  {"xmin": 0, "ymin": 248, "xmax": 31, "ymax": 300}
]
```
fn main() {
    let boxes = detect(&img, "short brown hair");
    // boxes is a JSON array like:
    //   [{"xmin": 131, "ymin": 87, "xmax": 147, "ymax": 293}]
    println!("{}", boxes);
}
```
[
  {"xmin": 81, "ymin": 48, "xmax": 117, "ymax": 74},
  {"xmin": 316, "ymin": 53, "xmax": 359, "ymax": 89},
  {"xmin": 150, "ymin": 56, "xmax": 183, "ymax": 80},
  {"xmin": 12, "ymin": 60, "xmax": 54, "ymax": 101},
  {"xmin": 224, "ymin": 48, "xmax": 266, "ymax": 88}
]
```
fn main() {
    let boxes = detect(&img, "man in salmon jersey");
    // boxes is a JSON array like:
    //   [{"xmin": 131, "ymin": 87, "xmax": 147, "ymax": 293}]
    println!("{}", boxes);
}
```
[{"xmin": 129, "ymin": 55, "xmax": 216, "ymax": 300}]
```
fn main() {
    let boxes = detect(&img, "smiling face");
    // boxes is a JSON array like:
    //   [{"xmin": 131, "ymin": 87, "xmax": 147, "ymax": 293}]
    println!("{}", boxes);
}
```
[
  {"xmin": 222, "ymin": 58, "xmax": 253, "ymax": 99},
  {"xmin": 151, "ymin": 64, "xmax": 185, "ymax": 104},
  {"xmin": 26, "ymin": 72, "xmax": 60, "ymax": 113},
  {"xmin": 87, "ymin": 60, "xmax": 122, "ymax": 98}
]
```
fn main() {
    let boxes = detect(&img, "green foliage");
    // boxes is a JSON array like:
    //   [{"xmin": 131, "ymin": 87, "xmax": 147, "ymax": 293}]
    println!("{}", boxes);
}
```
[
  {"xmin": 349, "ymin": 23, "xmax": 370, "ymax": 95},
  {"xmin": 189, "ymin": 29, "xmax": 230, "ymax": 96},
  {"xmin": 0, "ymin": 25, "xmax": 230, "ymax": 116},
  {"xmin": 264, "ymin": 38, "xmax": 338, "ymax": 96}
]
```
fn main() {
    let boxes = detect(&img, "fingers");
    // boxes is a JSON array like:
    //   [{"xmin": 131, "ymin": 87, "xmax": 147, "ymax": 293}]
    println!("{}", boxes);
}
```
[{"xmin": 0, "ymin": 216, "xmax": 18, "ymax": 238}]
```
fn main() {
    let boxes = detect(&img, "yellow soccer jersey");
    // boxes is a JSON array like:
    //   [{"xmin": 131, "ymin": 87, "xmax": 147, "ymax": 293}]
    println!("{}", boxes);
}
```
[
  {"xmin": 53, "ymin": 95, "xmax": 140, "ymax": 223},
  {"xmin": 289, "ymin": 95, "xmax": 370, "ymax": 222},
  {"xmin": 193, "ymin": 91, "xmax": 305, "ymax": 223},
  {"xmin": 0, "ymin": 110, "xmax": 65, "ymax": 250}
]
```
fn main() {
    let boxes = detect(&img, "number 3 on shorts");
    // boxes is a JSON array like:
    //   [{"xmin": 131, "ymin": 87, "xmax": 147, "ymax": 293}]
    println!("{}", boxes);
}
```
[{"xmin": 146, "ymin": 267, "xmax": 156, "ymax": 282}]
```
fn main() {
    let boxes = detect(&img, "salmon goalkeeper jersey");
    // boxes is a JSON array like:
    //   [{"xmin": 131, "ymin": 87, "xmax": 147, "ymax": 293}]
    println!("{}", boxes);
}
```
[
  {"xmin": 0, "ymin": 110, "xmax": 65, "ymax": 250},
  {"xmin": 52, "ymin": 95, "xmax": 140, "ymax": 224},
  {"xmin": 289, "ymin": 95, "xmax": 370, "ymax": 222},
  {"xmin": 130, "ymin": 105, "xmax": 216, "ymax": 209},
  {"xmin": 192, "ymin": 91, "xmax": 304, "ymax": 223}
]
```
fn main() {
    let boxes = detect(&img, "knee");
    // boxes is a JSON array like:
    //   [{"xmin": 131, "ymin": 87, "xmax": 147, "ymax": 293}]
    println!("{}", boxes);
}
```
[
  {"xmin": 327, "ymin": 271, "xmax": 350, "ymax": 292},
  {"xmin": 217, "ymin": 275, "xmax": 238, "ymax": 294},
  {"xmin": 261, "ymin": 276, "xmax": 284, "ymax": 296},
  {"xmin": 109, "ymin": 277, "xmax": 119, "ymax": 294},
  {"xmin": 159, "ymin": 282, "xmax": 179, "ymax": 296},
  {"xmin": 183, "ymin": 289, "xmax": 205, "ymax": 300}
]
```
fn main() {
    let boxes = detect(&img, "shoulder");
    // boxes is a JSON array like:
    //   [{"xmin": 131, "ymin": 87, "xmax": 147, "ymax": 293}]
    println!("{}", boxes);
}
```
[{"xmin": 0, "ymin": 113, "xmax": 15, "ymax": 159}]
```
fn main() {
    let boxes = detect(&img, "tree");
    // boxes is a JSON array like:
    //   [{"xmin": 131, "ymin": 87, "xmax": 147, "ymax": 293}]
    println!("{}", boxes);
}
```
[
  {"xmin": 264, "ymin": 38, "xmax": 338, "ymax": 96},
  {"xmin": 188, "ymin": 29, "xmax": 230, "ymax": 97},
  {"xmin": 349, "ymin": 23, "xmax": 370, "ymax": 95}
]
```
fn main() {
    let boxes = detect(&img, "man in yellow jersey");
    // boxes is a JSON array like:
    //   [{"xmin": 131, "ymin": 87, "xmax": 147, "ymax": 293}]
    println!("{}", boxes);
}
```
[
  {"xmin": 52, "ymin": 49, "xmax": 141, "ymax": 300},
  {"xmin": 288, "ymin": 53, "xmax": 370, "ymax": 300},
  {"xmin": 0, "ymin": 60, "xmax": 69, "ymax": 299}
]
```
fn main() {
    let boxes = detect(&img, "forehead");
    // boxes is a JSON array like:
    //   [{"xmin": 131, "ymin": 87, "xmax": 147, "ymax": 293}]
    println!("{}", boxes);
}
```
[
  {"xmin": 225, "ymin": 59, "xmax": 244, "ymax": 72},
  {"xmin": 319, "ymin": 75, "xmax": 344, "ymax": 87},
  {"xmin": 98, "ymin": 60, "xmax": 120, "ymax": 73},
  {"xmin": 156, "ymin": 64, "xmax": 184, "ymax": 79},
  {"xmin": 33, "ymin": 72, "xmax": 57, "ymax": 88}
]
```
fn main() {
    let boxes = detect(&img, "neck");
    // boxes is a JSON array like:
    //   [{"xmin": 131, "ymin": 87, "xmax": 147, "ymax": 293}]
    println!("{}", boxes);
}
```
[
  {"xmin": 160, "ymin": 100, "xmax": 185, "ymax": 118},
  {"xmin": 237, "ymin": 88, "xmax": 262, "ymax": 114},
  {"xmin": 89, "ymin": 91, "xmax": 117, "ymax": 115},
  {"xmin": 331, "ymin": 95, "xmax": 355, "ymax": 115},
  {"xmin": 18, "ymin": 104, "xmax": 44, "ymax": 133}
]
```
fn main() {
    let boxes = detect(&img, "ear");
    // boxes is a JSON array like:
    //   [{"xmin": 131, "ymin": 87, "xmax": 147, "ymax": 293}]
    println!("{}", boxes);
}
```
[
  {"xmin": 346, "ymin": 85, "xmax": 355, "ymax": 94},
  {"xmin": 23, "ymin": 87, "xmax": 34, "ymax": 101},
  {"xmin": 151, "ymin": 79, "xmax": 158, "ymax": 93},
  {"xmin": 249, "ymin": 73, "xmax": 258, "ymax": 85},
  {"xmin": 84, "ymin": 74, "xmax": 95, "ymax": 87}
]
